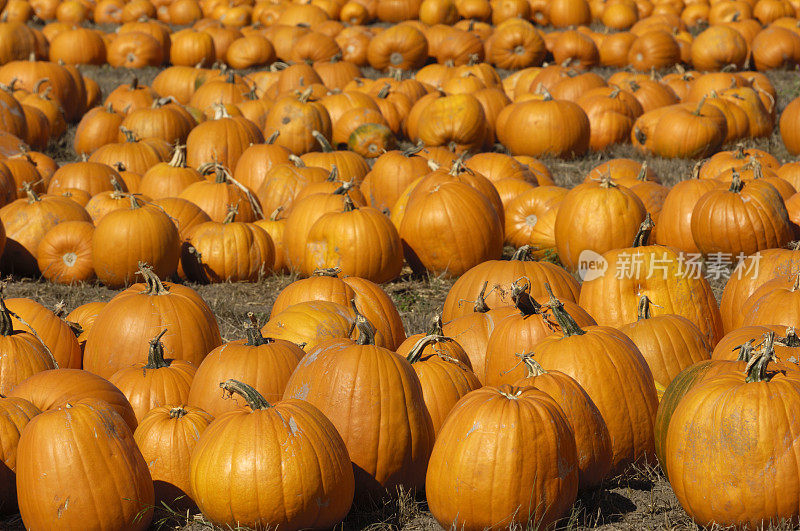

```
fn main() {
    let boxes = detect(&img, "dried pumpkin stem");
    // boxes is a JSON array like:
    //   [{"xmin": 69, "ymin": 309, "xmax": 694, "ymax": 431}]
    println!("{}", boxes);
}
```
[
  {"xmin": 219, "ymin": 379, "xmax": 272, "ymax": 410},
  {"xmin": 137, "ymin": 262, "xmax": 169, "ymax": 295},
  {"xmin": 511, "ymin": 279, "xmax": 542, "ymax": 317},
  {"xmin": 632, "ymin": 213, "xmax": 655, "ymax": 247},
  {"xmin": 511, "ymin": 246, "xmax": 533, "ymax": 261},
  {"xmin": 543, "ymin": 283, "xmax": 585, "ymax": 337},
  {"xmin": 637, "ymin": 295, "xmax": 653, "ymax": 320},
  {"xmin": 521, "ymin": 355, "xmax": 546, "ymax": 378},
  {"xmin": 143, "ymin": 329, "xmax": 170, "ymax": 370},
  {"xmin": 473, "ymin": 281, "xmax": 490, "ymax": 313},
  {"xmin": 313, "ymin": 267, "xmax": 341, "ymax": 277},
  {"xmin": 745, "ymin": 332, "xmax": 777, "ymax": 383},
  {"xmin": 312, "ymin": 130, "xmax": 334, "ymax": 152},
  {"xmin": 351, "ymin": 299, "xmax": 376, "ymax": 345},
  {"xmin": 244, "ymin": 312, "xmax": 272, "ymax": 346},
  {"xmin": 729, "ymin": 170, "xmax": 744, "ymax": 193},
  {"xmin": 169, "ymin": 407, "xmax": 187, "ymax": 419},
  {"xmin": 0, "ymin": 286, "xmax": 12, "ymax": 337}
]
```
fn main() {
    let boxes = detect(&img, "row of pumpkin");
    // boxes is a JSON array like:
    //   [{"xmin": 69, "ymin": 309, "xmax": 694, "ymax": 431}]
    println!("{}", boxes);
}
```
[
  {"xmin": 2, "ymin": 228, "xmax": 800, "ymax": 529},
  {"xmin": 0, "ymin": 143, "xmax": 798, "ymax": 288}
]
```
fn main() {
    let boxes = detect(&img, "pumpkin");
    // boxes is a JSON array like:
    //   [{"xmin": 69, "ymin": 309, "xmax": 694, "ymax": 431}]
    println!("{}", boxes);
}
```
[
  {"xmin": 665, "ymin": 340, "xmax": 800, "ymax": 527},
  {"xmin": 367, "ymin": 23, "xmax": 428, "ymax": 71},
  {"xmin": 6, "ymin": 297, "xmax": 82, "ymax": 370},
  {"xmin": 398, "ymin": 319, "xmax": 481, "ymax": 436},
  {"xmin": 133, "ymin": 405, "xmax": 213, "ymax": 512},
  {"xmin": 504, "ymin": 186, "xmax": 568, "ymax": 254},
  {"xmin": 535, "ymin": 288, "xmax": 659, "ymax": 475},
  {"xmin": 554, "ymin": 175, "xmax": 646, "ymax": 273},
  {"xmin": 514, "ymin": 357, "xmax": 612, "ymax": 490},
  {"xmin": 179, "ymin": 163, "xmax": 261, "ymax": 223},
  {"xmin": 781, "ymin": 96, "xmax": 800, "ymax": 155},
  {"xmin": 9, "ymin": 368, "xmax": 137, "ymax": 431},
  {"xmin": 619, "ymin": 295, "xmax": 712, "ymax": 392},
  {"xmin": 47, "ymin": 161, "xmax": 122, "ymax": 198},
  {"xmin": 580, "ymin": 216, "xmax": 724, "ymax": 346},
  {"xmin": 270, "ymin": 270, "xmax": 405, "ymax": 349},
  {"xmin": 139, "ymin": 143, "xmax": 203, "ymax": 199},
  {"xmin": 442, "ymin": 245, "xmax": 580, "ymax": 321},
  {"xmin": 497, "ymin": 92, "xmax": 590, "ymax": 159},
  {"xmin": 283, "ymin": 316, "xmax": 434, "ymax": 501},
  {"xmin": 415, "ymin": 93, "xmax": 486, "ymax": 153},
  {"xmin": 361, "ymin": 147, "xmax": 430, "ymax": 213},
  {"xmin": 0, "ymin": 187, "xmax": 90, "ymax": 277},
  {"xmin": 83, "ymin": 264, "xmax": 221, "ymax": 380},
  {"xmin": 691, "ymin": 172, "xmax": 793, "ymax": 258},
  {"xmin": 91, "ymin": 195, "xmax": 179, "ymax": 288},
  {"xmin": 400, "ymin": 181, "xmax": 502, "ymax": 278},
  {"xmin": 185, "ymin": 104, "xmax": 263, "ymax": 170},
  {"xmin": 89, "ymin": 129, "xmax": 169, "ymax": 175},
  {"xmin": 426, "ymin": 384, "xmax": 578, "ymax": 530},
  {"xmin": 182, "ymin": 205, "xmax": 274, "ymax": 283},
  {"xmin": 690, "ymin": 25, "xmax": 748, "ymax": 71},
  {"xmin": 231, "ymin": 143, "xmax": 292, "ymax": 195},
  {"xmin": 483, "ymin": 279, "xmax": 595, "ymax": 386},
  {"xmin": 261, "ymin": 300, "xmax": 354, "ymax": 351},
  {"xmin": 485, "ymin": 17, "xmax": 546, "ymax": 69},
  {"xmin": 0, "ymin": 294, "xmax": 55, "ymax": 395},
  {"xmin": 190, "ymin": 380, "xmax": 354, "ymax": 529},
  {"xmin": 263, "ymin": 90, "xmax": 332, "ymax": 156},
  {"xmin": 0, "ymin": 396, "xmax": 39, "ymax": 516},
  {"xmin": 108, "ymin": 329, "xmax": 196, "ymax": 424}
]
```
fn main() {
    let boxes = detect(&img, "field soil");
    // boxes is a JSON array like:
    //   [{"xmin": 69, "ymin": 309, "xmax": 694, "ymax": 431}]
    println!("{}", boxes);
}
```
[{"xmin": 2, "ymin": 64, "xmax": 800, "ymax": 530}]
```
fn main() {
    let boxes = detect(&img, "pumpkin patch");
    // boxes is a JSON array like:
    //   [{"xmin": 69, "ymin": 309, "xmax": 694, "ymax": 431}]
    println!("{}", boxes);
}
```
[{"xmin": 1, "ymin": 1, "xmax": 800, "ymax": 528}]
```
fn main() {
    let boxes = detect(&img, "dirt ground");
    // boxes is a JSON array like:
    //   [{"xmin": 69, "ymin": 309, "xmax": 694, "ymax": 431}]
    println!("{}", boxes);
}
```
[{"xmin": 1, "ymin": 63, "xmax": 800, "ymax": 530}]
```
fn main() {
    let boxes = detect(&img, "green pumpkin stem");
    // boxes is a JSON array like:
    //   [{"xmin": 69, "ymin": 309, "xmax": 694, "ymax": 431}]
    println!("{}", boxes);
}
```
[
  {"xmin": 219, "ymin": 379, "xmax": 272, "ymax": 410},
  {"xmin": 744, "ymin": 332, "xmax": 777, "ymax": 383},
  {"xmin": 143, "ymin": 329, "xmax": 170, "ymax": 370},
  {"xmin": 637, "ymin": 295, "xmax": 653, "ymax": 320},
  {"xmin": 350, "ymin": 299, "xmax": 376, "ymax": 345},
  {"xmin": 632, "ymin": 213, "xmax": 655, "ymax": 247},
  {"xmin": 543, "ymin": 283, "xmax": 585, "ymax": 337},
  {"xmin": 244, "ymin": 312, "xmax": 271, "ymax": 346},
  {"xmin": 510, "ymin": 278, "xmax": 542, "ymax": 317},
  {"xmin": 137, "ymin": 262, "xmax": 169, "ymax": 295}
]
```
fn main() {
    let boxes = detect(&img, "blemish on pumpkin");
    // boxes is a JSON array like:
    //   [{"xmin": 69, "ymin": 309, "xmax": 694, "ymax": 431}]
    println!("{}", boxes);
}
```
[
  {"xmin": 288, "ymin": 417, "xmax": 300, "ymax": 435},
  {"xmin": 56, "ymin": 496, "xmax": 70, "ymax": 518},
  {"xmin": 293, "ymin": 383, "xmax": 310, "ymax": 400}
]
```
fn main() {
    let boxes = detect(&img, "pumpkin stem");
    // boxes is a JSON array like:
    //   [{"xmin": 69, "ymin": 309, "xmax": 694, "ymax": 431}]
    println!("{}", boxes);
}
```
[
  {"xmin": 733, "ymin": 339, "xmax": 756, "ymax": 362},
  {"xmin": 128, "ymin": 193, "xmax": 143, "ymax": 210},
  {"xmin": 729, "ymin": 170, "xmax": 744, "ymax": 193},
  {"xmin": 543, "ymin": 283, "xmax": 585, "ymax": 337},
  {"xmin": 313, "ymin": 267, "xmax": 341, "ymax": 277},
  {"xmin": 137, "ymin": 262, "xmax": 170, "ymax": 295},
  {"xmin": 744, "ymin": 332, "xmax": 777, "ymax": 383},
  {"xmin": 297, "ymin": 87, "xmax": 313, "ymax": 103},
  {"xmin": 511, "ymin": 245, "xmax": 533, "ymax": 261},
  {"xmin": 54, "ymin": 301, "xmax": 82, "ymax": 338},
  {"xmin": 351, "ymin": 299, "xmax": 376, "ymax": 345},
  {"xmin": 120, "ymin": 127, "xmax": 138, "ymax": 143},
  {"xmin": 0, "ymin": 285, "xmax": 14, "ymax": 337},
  {"xmin": 244, "ymin": 312, "xmax": 272, "ymax": 346},
  {"xmin": 223, "ymin": 203, "xmax": 239, "ymax": 223},
  {"xmin": 168, "ymin": 143, "xmax": 187, "ymax": 168},
  {"xmin": 327, "ymin": 166, "xmax": 339, "ymax": 183},
  {"xmin": 693, "ymin": 95, "xmax": 707, "ymax": 116},
  {"xmin": 22, "ymin": 182, "xmax": 39, "ymax": 203},
  {"xmin": 637, "ymin": 295, "xmax": 653, "ymax": 320},
  {"xmin": 288, "ymin": 154, "xmax": 305, "ymax": 167},
  {"xmin": 266, "ymin": 129, "xmax": 280, "ymax": 144},
  {"xmin": 598, "ymin": 172, "xmax": 616, "ymax": 189},
  {"xmin": 342, "ymin": 195, "xmax": 356, "ymax": 212},
  {"xmin": 219, "ymin": 379, "xmax": 272, "ymax": 410},
  {"xmin": 690, "ymin": 159, "xmax": 704, "ymax": 179},
  {"xmin": 109, "ymin": 177, "xmax": 125, "ymax": 197},
  {"xmin": 636, "ymin": 161, "xmax": 648, "ymax": 182},
  {"xmin": 269, "ymin": 206, "xmax": 284, "ymax": 221},
  {"xmin": 632, "ymin": 213, "xmax": 655, "ymax": 247},
  {"xmin": 403, "ymin": 144, "xmax": 425, "ymax": 157},
  {"xmin": 169, "ymin": 407, "xmax": 187, "ymax": 419},
  {"xmin": 427, "ymin": 314, "xmax": 444, "ymax": 336},
  {"xmin": 510, "ymin": 278, "xmax": 542, "ymax": 317},
  {"xmin": 520, "ymin": 354, "xmax": 546, "ymax": 378},
  {"xmin": 377, "ymin": 83, "xmax": 391, "ymax": 99},
  {"xmin": 312, "ymin": 130, "xmax": 334, "ymax": 152},
  {"xmin": 474, "ymin": 281, "xmax": 490, "ymax": 313},
  {"xmin": 779, "ymin": 328, "xmax": 800, "ymax": 348},
  {"xmin": 143, "ymin": 329, "xmax": 170, "ymax": 370}
]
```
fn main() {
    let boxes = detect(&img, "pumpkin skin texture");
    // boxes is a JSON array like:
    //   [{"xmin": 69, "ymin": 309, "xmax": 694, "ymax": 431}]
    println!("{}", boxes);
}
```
[
  {"xmin": 619, "ymin": 296, "xmax": 712, "ymax": 392},
  {"xmin": 92, "ymin": 196, "xmax": 179, "ymax": 288},
  {"xmin": 9, "ymin": 368, "xmax": 138, "ymax": 432},
  {"xmin": 190, "ymin": 380, "xmax": 355, "ymax": 530},
  {"xmin": 554, "ymin": 177, "xmax": 646, "ymax": 272},
  {"xmin": 691, "ymin": 175, "xmax": 793, "ymax": 259},
  {"xmin": 83, "ymin": 267, "xmax": 221, "ymax": 380},
  {"xmin": 283, "ymin": 320, "xmax": 435, "ymax": 502},
  {"xmin": 535, "ymin": 292, "xmax": 659, "ymax": 475},
  {"xmin": 133, "ymin": 405, "xmax": 213, "ymax": 513},
  {"xmin": 0, "ymin": 396, "xmax": 40, "ymax": 516},
  {"xmin": 188, "ymin": 319, "xmax": 304, "ymax": 417},
  {"xmin": 109, "ymin": 330, "xmax": 197, "ymax": 424},
  {"xmin": 665, "ymin": 345, "xmax": 800, "ymax": 528},
  {"xmin": 579, "ymin": 219, "xmax": 724, "ymax": 347},
  {"xmin": 442, "ymin": 247, "xmax": 580, "ymax": 321},
  {"xmin": 400, "ymin": 181, "xmax": 503, "ymax": 278},
  {"xmin": 426, "ymin": 385, "xmax": 579, "ymax": 531},
  {"xmin": 301, "ymin": 198, "xmax": 403, "ymax": 283},
  {"xmin": 16, "ymin": 399, "xmax": 154, "ymax": 531},
  {"xmin": 514, "ymin": 358, "xmax": 612, "ymax": 491}
]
